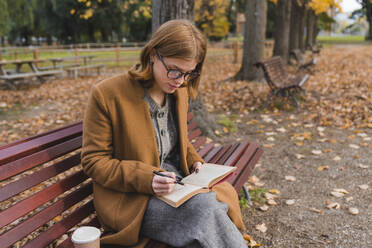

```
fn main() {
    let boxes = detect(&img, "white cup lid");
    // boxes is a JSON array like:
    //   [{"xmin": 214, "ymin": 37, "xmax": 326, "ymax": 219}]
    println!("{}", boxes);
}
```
[{"xmin": 71, "ymin": 226, "xmax": 101, "ymax": 244}]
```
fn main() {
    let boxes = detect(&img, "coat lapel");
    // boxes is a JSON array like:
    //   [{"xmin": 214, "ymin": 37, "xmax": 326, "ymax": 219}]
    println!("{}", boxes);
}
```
[{"xmin": 174, "ymin": 88, "xmax": 190, "ymax": 175}]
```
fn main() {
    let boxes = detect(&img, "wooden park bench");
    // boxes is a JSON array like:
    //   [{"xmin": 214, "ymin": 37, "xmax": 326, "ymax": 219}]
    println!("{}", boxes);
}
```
[
  {"xmin": 290, "ymin": 49, "xmax": 317, "ymax": 73},
  {"xmin": 255, "ymin": 56, "xmax": 310, "ymax": 109},
  {"xmin": 65, "ymin": 64, "xmax": 106, "ymax": 79},
  {"xmin": 0, "ymin": 70, "xmax": 63, "ymax": 90},
  {"xmin": 307, "ymin": 43, "xmax": 322, "ymax": 55},
  {"xmin": 0, "ymin": 112, "xmax": 263, "ymax": 248}
]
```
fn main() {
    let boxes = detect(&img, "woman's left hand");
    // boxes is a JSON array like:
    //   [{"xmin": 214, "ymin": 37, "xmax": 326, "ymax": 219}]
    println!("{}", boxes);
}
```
[{"xmin": 192, "ymin": 161, "xmax": 203, "ymax": 173}]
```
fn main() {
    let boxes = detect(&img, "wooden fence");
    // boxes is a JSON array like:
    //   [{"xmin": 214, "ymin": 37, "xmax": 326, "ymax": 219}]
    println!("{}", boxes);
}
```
[{"xmin": 0, "ymin": 41, "xmax": 274, "ymax": 67}]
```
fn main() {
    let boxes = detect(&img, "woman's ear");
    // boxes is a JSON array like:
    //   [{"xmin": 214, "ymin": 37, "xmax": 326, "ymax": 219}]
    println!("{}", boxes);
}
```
[{"xmin": 149, "ymin": 49, "xmax": 156, "ymax": 62}]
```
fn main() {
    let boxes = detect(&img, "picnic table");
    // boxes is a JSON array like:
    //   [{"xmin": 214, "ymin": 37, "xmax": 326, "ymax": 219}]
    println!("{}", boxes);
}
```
[
  {"xmin": 0, "ymin": 59, "xmax": 63, "ymax": 89},
  {"xmin": 56, "ymin": 55, "xmax": 106, "ymax": 79},
  {"xmin": 49, "ymin": 55, "xmax": 96, "ymax": 67}
]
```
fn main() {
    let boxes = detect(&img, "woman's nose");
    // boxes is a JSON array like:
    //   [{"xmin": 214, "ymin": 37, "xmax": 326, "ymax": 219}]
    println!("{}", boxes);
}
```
[{"xmin": 174, "ymin": 76, "xmax": 185, "ymax": 85}]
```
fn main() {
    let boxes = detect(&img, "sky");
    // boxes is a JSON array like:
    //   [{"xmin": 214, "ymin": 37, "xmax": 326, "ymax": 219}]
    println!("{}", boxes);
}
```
[{"xmin": 340, "ymin": 0, "xmax": 362, "ymax": 13}]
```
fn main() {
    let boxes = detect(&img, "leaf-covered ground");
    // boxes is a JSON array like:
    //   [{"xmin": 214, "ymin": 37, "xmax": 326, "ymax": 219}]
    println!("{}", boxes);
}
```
[{"xmin": 0, "ymin": 45, "xmax": 371, "ymax": 247}]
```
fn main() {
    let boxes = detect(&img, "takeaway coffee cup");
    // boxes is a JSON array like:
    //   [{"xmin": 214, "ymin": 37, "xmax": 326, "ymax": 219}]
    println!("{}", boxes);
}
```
[{"xmin": 71, "ymin": 226, "xmax": 101, "ymax": 248}]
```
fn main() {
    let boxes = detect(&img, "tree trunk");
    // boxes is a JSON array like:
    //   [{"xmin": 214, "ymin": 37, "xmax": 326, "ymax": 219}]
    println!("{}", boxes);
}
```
[
  {"xmin": 234, "ymin": 0, "xmax": 267, "ymax": 81},
  {"xmin": 152, "ymin": 0, "xmax": 194, "ymax": 33},
  {"xmin": 152, "ymin": 0, "xmax": 217, "ymax": 138},
  {"xmin": 273, "ymin": 0, "xmax": 292, "ymax": 64},
  {"xmin": 289, "ymin": 0, "xmax": 300, "ymax": 52},
  {"xmin": 365, "ymin": 0, "xmax": 372, "ymax": 40},
  {"xmin": 298, "ymin": 3, "xmax": 306, "ymax": 51},
  {"xmin": 305, "ymin": 9, "xmax": 315, "ymax": 49},
  {"xmin": 312, "ymin": 14, "xmax": 319, "ymax": 44}
]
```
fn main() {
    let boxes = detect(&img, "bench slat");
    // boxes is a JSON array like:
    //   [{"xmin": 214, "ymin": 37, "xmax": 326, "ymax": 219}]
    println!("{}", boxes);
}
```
[
  {"xmin": 208, "ymin": 144, "xmax": 232, "ymax": 164},
  {"xmin": 0, "ymin": 122, "xmax": 81, "ymax": 151},
  {"xmin": 0, "ymin": 183, "xmax": 92, "ymax": 248},
  {"xmin": 0, "ymin": 153, "xmax": 81, "ymax": 202},
  {"xmin": 0, "ymin": 123, "xmax": 82, "ymax": 165},
  {"xmin": 224, "ymin": 141, "xmax": 249, "ymax": 166},
  {"xmin": 187, "ymin": 121, "xmax": 198, "ymax": 131},
  {"xmin": 202, "ymin": 146, "xmax": 222, "ymax": 162},
  {"xmin": 0, "ymin": 171, "xmax": 89, "ymax": 229},
  {"xmin": 197, "ymin": 143, "xmax": 215, "ymax": 157},
  {"xmin": 233, "ymin": 147, "xmax": 263, "ymax": 192},
  {"xmin": 228, "ymin": 143, "xmax": 261, "ymax": 190},
  {"xmin": 24, "ymin": 200, "xmax": 95, "ymax": 248},
  {"xmin": 187, "ymin": 112, "xmax": 193, "ymax": 122},
  {"xmin": 188, "ymin": 128, "xmax": 202, "ymax": 141},
  {"xmin": 216, "ymin": 143, "xmax": 240, "ymax": 165},
  {"xmin": 0, "ymin": 136, "xmax": 82, "ymax": 181},
  {"xmin": 191, "ymin": 136, "xmax": 206, "ymax": 150}
]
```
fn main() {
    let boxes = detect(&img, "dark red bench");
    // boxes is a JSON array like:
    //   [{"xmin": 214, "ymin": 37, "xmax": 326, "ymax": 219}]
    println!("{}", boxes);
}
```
[{"xmin": 0, "ymin": 112, "xmax": 263, "ymax": 248}]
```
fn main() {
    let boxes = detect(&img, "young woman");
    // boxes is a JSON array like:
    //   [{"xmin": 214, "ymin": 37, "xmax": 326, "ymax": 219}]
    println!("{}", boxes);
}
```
[{"xmin": 81, "ymin": 19, "xmax": 248, "ymax": 248}]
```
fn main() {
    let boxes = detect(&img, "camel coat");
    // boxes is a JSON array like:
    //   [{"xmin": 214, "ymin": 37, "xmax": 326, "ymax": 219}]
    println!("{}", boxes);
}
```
[{"xmin": 81, "ymin": 72, "xmax": 245, "ymax": 247}]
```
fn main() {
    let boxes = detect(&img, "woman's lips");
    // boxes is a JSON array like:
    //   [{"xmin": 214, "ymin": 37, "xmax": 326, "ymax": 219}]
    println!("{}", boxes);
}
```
[{"xmin": 169, "ymin": 84, "xmax": 178, "ymax": 90}]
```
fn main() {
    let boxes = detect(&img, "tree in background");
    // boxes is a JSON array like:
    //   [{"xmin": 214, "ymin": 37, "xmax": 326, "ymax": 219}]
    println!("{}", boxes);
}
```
[
  {"xmin": 0, "ymin": 0, "xmax": 10, "ymax": 45},
  {"xmin": 289, "ymin": 0, "xmax": 307, "ymax": 52},
  {"xmin": 356, "ymin": 0, "xmax": 372, "ymax": 40},
  {"xmin": 234, "ymin": 0, "xmax": 267, "ymax": 81},
  {"xmin": 6, "ymin": 0, "xmax": 35, "ymax": 45},
  {"xmin": 152, "ymin": 0, "xmax": 194, "ymax": 33},
  {"xmin": 122, "ymin": 0, "xmax": 152, "ymax": 41},
  {"xmin": 307, "ymin": 0, "xmax": 342, "ymax": 47},
  {"xmin": 273, "ymin": 0, "xmax": 292, "ymax": 63},
  {"xmin": 194, "ymin": 0, "xmax": 230, "ymax": 41}
]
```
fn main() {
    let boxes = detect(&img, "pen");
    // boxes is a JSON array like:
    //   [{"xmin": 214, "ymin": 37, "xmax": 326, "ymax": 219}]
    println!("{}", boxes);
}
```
[{"xmin": 152, "ymin": 171, "xmax": 184, "ymax": 185}]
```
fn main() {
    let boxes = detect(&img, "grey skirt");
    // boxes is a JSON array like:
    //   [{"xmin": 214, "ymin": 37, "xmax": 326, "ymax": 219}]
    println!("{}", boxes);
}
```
[{"xmin": 140, "ymin": 191, "xmax": 247, "ymax": 248}]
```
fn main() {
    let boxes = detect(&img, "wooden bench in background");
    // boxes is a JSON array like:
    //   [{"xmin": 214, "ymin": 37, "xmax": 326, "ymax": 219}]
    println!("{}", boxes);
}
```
[
  {"xmin": 255, "ymin": 56, "xmax": 310, "ymax": 110},
  {"xmin": 0, "ymin": 112, "xmax": 263, "ymax": 248},
  {"xmin": 0, "ymin": 70, "xmax": 63, "ymax": 90},
  {"xmin": 290, "ymin": 49, "xmax": 317, "ymax": 73},
  {"xmin": 65, "ymin": 64, "xmax": 106, "ymax": 79}
]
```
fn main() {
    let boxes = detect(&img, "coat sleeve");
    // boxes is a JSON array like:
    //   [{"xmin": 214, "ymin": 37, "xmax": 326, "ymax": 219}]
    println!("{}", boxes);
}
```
[{"xmin": 81, "ymin": 85, "xmax": 160, "ymax": 195}]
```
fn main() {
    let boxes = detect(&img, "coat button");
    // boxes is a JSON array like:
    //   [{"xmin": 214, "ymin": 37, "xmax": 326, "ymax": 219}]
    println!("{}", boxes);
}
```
[
  {"xmin": 160, "ymin": 129, "xmax": 166, "ymax": 136},
  {"xmin": 158, "ymin": 112, "xmax": 164, "ymax": 118}
]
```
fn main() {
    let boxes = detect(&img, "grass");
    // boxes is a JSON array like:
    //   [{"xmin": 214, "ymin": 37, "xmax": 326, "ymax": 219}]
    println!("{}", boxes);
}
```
[
  {"xmin": 249, "ymin": 187, "xmax": 268, "ymax": 204},
  {"xmin": 216, "ymin": 114, "xmax": 237, "ymax": 133},
  {"xmin": 317, "ymin": 35, "xmax": 372, "ymax": 44}
]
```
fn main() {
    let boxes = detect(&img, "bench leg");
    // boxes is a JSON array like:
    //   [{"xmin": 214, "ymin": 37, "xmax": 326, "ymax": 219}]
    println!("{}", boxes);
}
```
[
  {"xmin": 264, "ymin": 91, "xmax": 275, "ymax": 108},
  {"xmin": 74, "ymin": 69, "xmax": 78, "ymax": 80},
  {"xmin": 242, "ymin": 185, "xmax": 252, "ymax": 205},
  {"xmin": 290, "ymin": 94, "xmax": 300, "ymax": 110},
  {"xmin": 3, "ymin": 80, "xmax": 17, "ymax": 90}
]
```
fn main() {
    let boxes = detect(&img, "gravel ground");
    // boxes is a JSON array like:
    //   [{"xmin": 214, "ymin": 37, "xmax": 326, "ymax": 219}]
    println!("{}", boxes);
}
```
[{"xmin": 214, "ymin": 110, "xmax": 372, "ymax": 247}]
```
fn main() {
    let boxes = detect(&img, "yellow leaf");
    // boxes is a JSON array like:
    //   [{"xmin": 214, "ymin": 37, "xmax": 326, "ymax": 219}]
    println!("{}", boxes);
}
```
[
  {"xmin": 263, "ymin": 144, "xmax": 275, "ymax": 149},
  {"xmin": 269, "ymin": 189, "xmax": 280, "ymax": 194},
  {"xmin": 317, "ymin": 165, "xmax": 329, "ymax": 171}
]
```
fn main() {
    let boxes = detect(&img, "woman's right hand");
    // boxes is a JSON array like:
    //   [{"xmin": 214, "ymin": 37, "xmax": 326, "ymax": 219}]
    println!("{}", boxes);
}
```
[{"xmin": 152, "ymin": 171, "xmax": 176, "ymax": 196}]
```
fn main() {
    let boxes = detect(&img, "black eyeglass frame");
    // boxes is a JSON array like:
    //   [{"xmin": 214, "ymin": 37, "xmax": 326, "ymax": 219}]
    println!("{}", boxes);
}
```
[{"xmin": 155, "ymin": 50, "xmax": 200, "ymax": 82}]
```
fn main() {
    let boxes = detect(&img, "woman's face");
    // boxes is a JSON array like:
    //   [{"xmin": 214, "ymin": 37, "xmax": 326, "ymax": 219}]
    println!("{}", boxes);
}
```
[{"xmin": 152, "ymin": 53, "xmax": 197, "ymax": 94}]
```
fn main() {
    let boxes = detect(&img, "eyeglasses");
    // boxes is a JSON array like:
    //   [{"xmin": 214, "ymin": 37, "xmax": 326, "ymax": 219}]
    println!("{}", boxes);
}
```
[{"xmin": 156, "ymin": 50, "xmax": 200, "ymax": 82}]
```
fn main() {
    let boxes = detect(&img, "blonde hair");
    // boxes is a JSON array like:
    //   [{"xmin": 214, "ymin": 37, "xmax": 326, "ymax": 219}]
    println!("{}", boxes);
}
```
[{"xmin": 129, "ymin": 19, "xmax": 207, "ymax": 99}]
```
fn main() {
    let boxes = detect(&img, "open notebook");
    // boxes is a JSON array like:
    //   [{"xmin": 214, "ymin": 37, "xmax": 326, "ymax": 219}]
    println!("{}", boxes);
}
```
[{"xmin": 157, "ymin": 163, "xmax": 236, "ymax": 208}]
